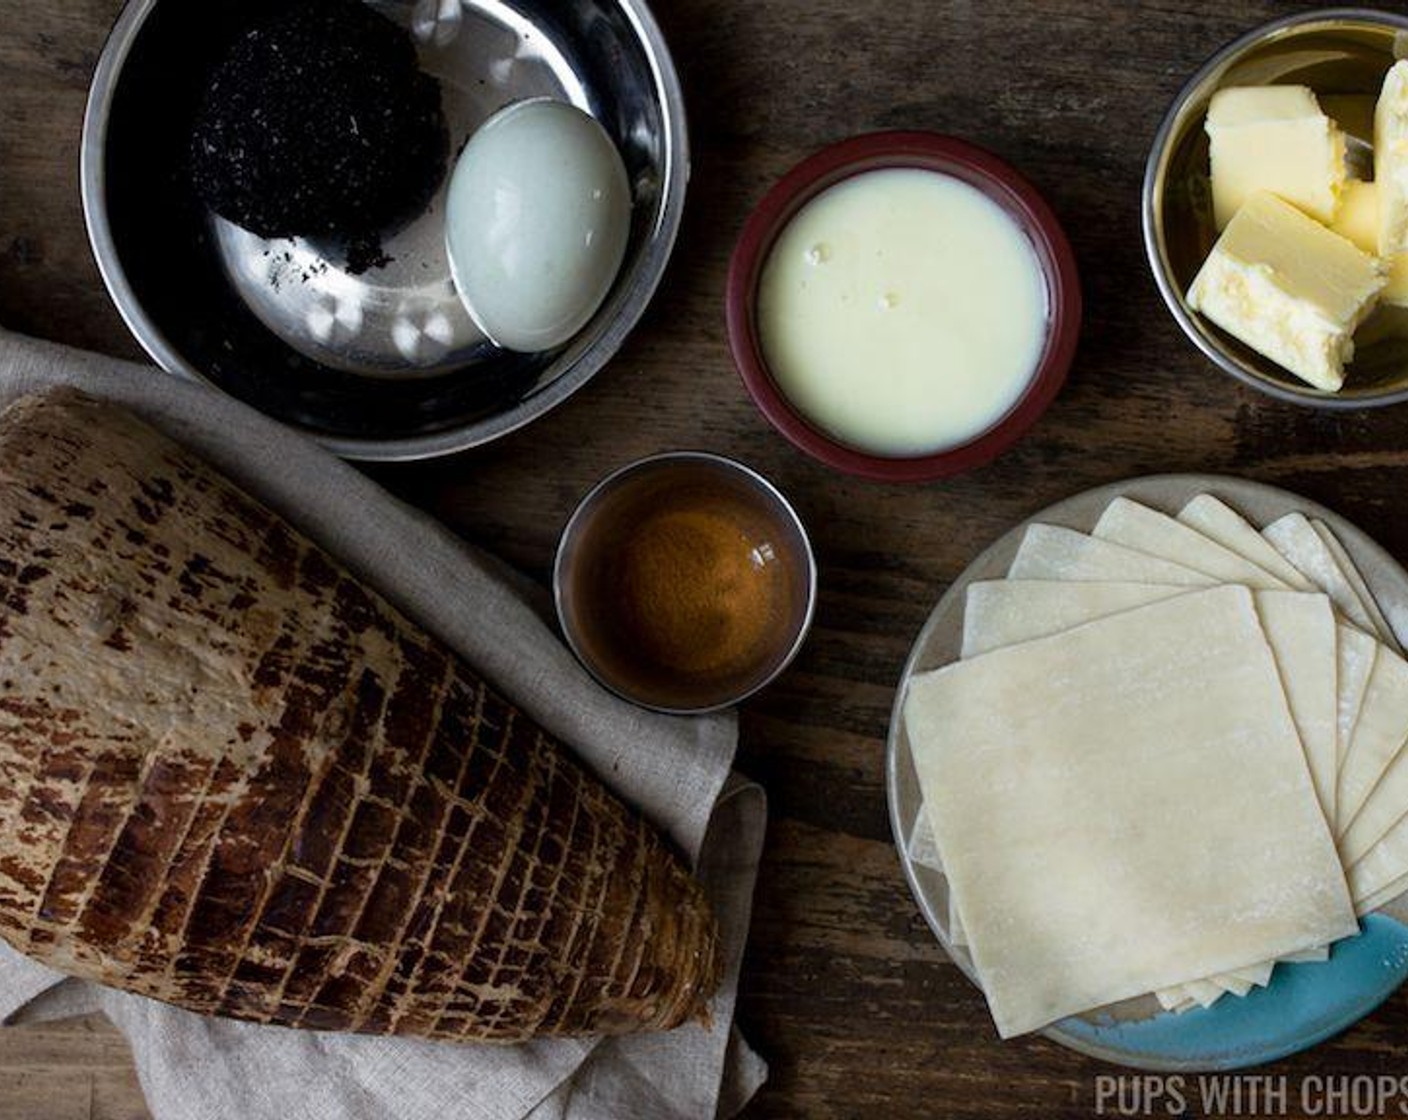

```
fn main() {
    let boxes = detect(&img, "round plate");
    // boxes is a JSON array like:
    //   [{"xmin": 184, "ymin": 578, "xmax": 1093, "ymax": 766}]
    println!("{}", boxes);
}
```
[{"xmin": 886, "ymin": 473, "xmax": 1408, "ymax": 1070}]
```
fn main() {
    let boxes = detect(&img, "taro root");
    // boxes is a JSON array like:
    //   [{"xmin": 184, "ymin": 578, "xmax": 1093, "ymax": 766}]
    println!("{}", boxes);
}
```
[{"xmin": 0, "ymin": 390, "xmax": 719, "ymax": 1041}]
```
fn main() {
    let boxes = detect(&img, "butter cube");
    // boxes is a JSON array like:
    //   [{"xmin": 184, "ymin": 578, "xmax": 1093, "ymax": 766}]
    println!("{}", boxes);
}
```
[
  {"xmin": 1188, "ymin": 192, "xmax": 1385, "ymax": 391},
  {"xmin": 1375, "ymin": 61, "xmax": 1408, "ymax": 255},
  {"xmin": 1333, "ymin": 179, "xmax": 1379, "ymax": 250},
  {"xmin": 1330, "ymin": 180, "xmax": 1408, "ymax": 307},
  {"xmin": 1206, "ymin": 85, "xmax": 1346, "ymax": 229}
]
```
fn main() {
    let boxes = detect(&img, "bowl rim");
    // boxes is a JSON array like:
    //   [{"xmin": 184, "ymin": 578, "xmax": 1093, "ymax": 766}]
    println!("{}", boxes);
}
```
[
  {"xmin": 80, "ymin": 0, "xmax": 691, "ymax": 462},
  {"xmin": 551, "ymin": 450, "xmax": 818, "ymax": 715},
  {"xmin": 1141, "ymin": 6, "xmax": 1408, "ymax": 410},
  {"xmin": 725, "ymin": 130, "xmax": 1082, "ymax": 483}
]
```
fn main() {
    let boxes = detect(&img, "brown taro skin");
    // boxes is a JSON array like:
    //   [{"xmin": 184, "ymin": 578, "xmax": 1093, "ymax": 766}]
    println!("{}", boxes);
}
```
[{"xmin": 0, "ymin": 389, "xmax": 719, "ymax": 1042}]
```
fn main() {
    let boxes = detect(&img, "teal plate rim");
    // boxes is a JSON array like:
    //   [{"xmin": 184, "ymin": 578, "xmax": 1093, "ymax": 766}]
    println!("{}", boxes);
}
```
[{"xmin": 1054, "ymin": 914, "xmax": 1408, "ymax": 1071}]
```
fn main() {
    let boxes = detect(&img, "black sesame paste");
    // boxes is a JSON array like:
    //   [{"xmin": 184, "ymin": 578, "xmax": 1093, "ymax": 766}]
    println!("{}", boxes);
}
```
[{"xmin": 190, "ymin": 0, "xmax": 448, "ymax": 271}]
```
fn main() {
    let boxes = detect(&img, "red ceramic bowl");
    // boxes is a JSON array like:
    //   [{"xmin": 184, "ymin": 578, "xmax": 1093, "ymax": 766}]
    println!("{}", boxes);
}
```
[{"xmin": 726, "ymin": 131, "xmax": 1082, "ymax": 483}]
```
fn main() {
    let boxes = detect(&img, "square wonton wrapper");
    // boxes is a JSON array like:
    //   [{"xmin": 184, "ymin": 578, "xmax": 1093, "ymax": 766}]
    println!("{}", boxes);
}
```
[
  {"xmin": 956, "ymin": 579, "xmax": 1337, "ymax": 1006},
  {"xmin": 1093, "ymin": 497, "xmax": 1289, "ymax": 589},
  {"xmin": 904, "ymin": 586, "xmax": 1356, "ymax": 1038}
]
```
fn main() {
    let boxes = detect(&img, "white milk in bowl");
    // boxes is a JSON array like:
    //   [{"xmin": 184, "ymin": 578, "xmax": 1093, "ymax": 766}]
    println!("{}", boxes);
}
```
[{"xmin": 757, "ymin": 168, "xmax": 1048, "ymax": 457}]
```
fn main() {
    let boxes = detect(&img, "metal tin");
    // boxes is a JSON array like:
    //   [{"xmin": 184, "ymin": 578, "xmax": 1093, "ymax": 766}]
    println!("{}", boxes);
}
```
[
  {"xmin": 553, "ymin": 452, "xmax": 817, "ymax": 715},
  {"xmin": 1143, "ymin": 8, "xmax": 1408, "ymax": 408},
  {"xmin": 81, "ymin": 0, "xmax": 688, "ymax": 460}
]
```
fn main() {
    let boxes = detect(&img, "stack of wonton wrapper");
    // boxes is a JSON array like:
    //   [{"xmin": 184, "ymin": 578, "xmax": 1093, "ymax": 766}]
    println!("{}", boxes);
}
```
[{"xmin": 905, "ymin": 493, "xmax": 1408, "ymax": 1038}]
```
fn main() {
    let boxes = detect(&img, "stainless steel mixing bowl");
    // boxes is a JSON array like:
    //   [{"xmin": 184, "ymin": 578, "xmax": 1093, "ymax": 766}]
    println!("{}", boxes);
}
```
[
  {"xmin": 81, "ymin": 0, "xmax": 688, "ymax": 459},
  {"xmin": 1143, "ymin": 7, "xmax": 1408, "ymax": 407}
]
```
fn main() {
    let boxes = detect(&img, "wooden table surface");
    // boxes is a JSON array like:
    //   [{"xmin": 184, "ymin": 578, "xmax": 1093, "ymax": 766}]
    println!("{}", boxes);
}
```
[{"xmin": 5, "ymin": 1, "xmax": 1408, "ymax": 1117}]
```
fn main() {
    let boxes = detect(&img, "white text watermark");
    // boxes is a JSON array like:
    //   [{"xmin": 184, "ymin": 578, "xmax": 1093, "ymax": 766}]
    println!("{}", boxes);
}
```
[{"xmin": 1094, "ymin": 1075, "xmax": 1408, "ymax": 1116}]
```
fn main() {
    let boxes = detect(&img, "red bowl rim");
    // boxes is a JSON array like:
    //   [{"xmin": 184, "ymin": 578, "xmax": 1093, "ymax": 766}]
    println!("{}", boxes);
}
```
[{"xmin": 725, "ymin": 130, "xmax": 1082, "ymax": 483}]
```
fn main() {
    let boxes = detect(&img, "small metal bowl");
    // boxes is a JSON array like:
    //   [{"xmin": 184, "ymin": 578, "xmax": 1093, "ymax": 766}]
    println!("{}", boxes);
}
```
[
  {"xmin": 1144, "ymin": 8, "xmax": 1408, "ymax": 407},
  {"xmin": 553, "ymin": 452, "xmax": 816, "ymax": 714},
  {"xmin": 726, "ymin": 131, "xmax": 1081, "ymax": 483},
  {"xmin": 81, "ymin": 0, "xmax": 687, "ymax": 460}
]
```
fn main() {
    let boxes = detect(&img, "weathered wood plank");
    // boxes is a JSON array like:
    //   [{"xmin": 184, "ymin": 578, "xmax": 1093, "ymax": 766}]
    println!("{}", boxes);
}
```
[{"xmin": 0, "ymin": 1016, "xmax": 146, "ymax": 1120}]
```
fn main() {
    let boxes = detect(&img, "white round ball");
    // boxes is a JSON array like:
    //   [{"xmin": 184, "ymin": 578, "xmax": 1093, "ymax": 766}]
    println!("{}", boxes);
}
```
[{"xmin": 445, "ymin": 99, "xmax": 632, "ymax": 353}]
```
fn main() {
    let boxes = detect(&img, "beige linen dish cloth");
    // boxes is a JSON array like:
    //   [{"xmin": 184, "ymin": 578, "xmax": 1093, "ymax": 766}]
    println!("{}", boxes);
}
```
[{"xmin": 0, "ymin": 329, "xmax": 768, "ymax": 1120}]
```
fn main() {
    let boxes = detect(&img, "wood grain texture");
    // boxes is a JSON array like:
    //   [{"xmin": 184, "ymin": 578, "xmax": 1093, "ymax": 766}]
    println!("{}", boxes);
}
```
[
  {"xmin": 0, "ymin": 1016, "xmax": 145, "ymax": 1120},
  {"xmin": 5, "ymin": 0, "xmax": 1408, "ymax": 1116}
]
